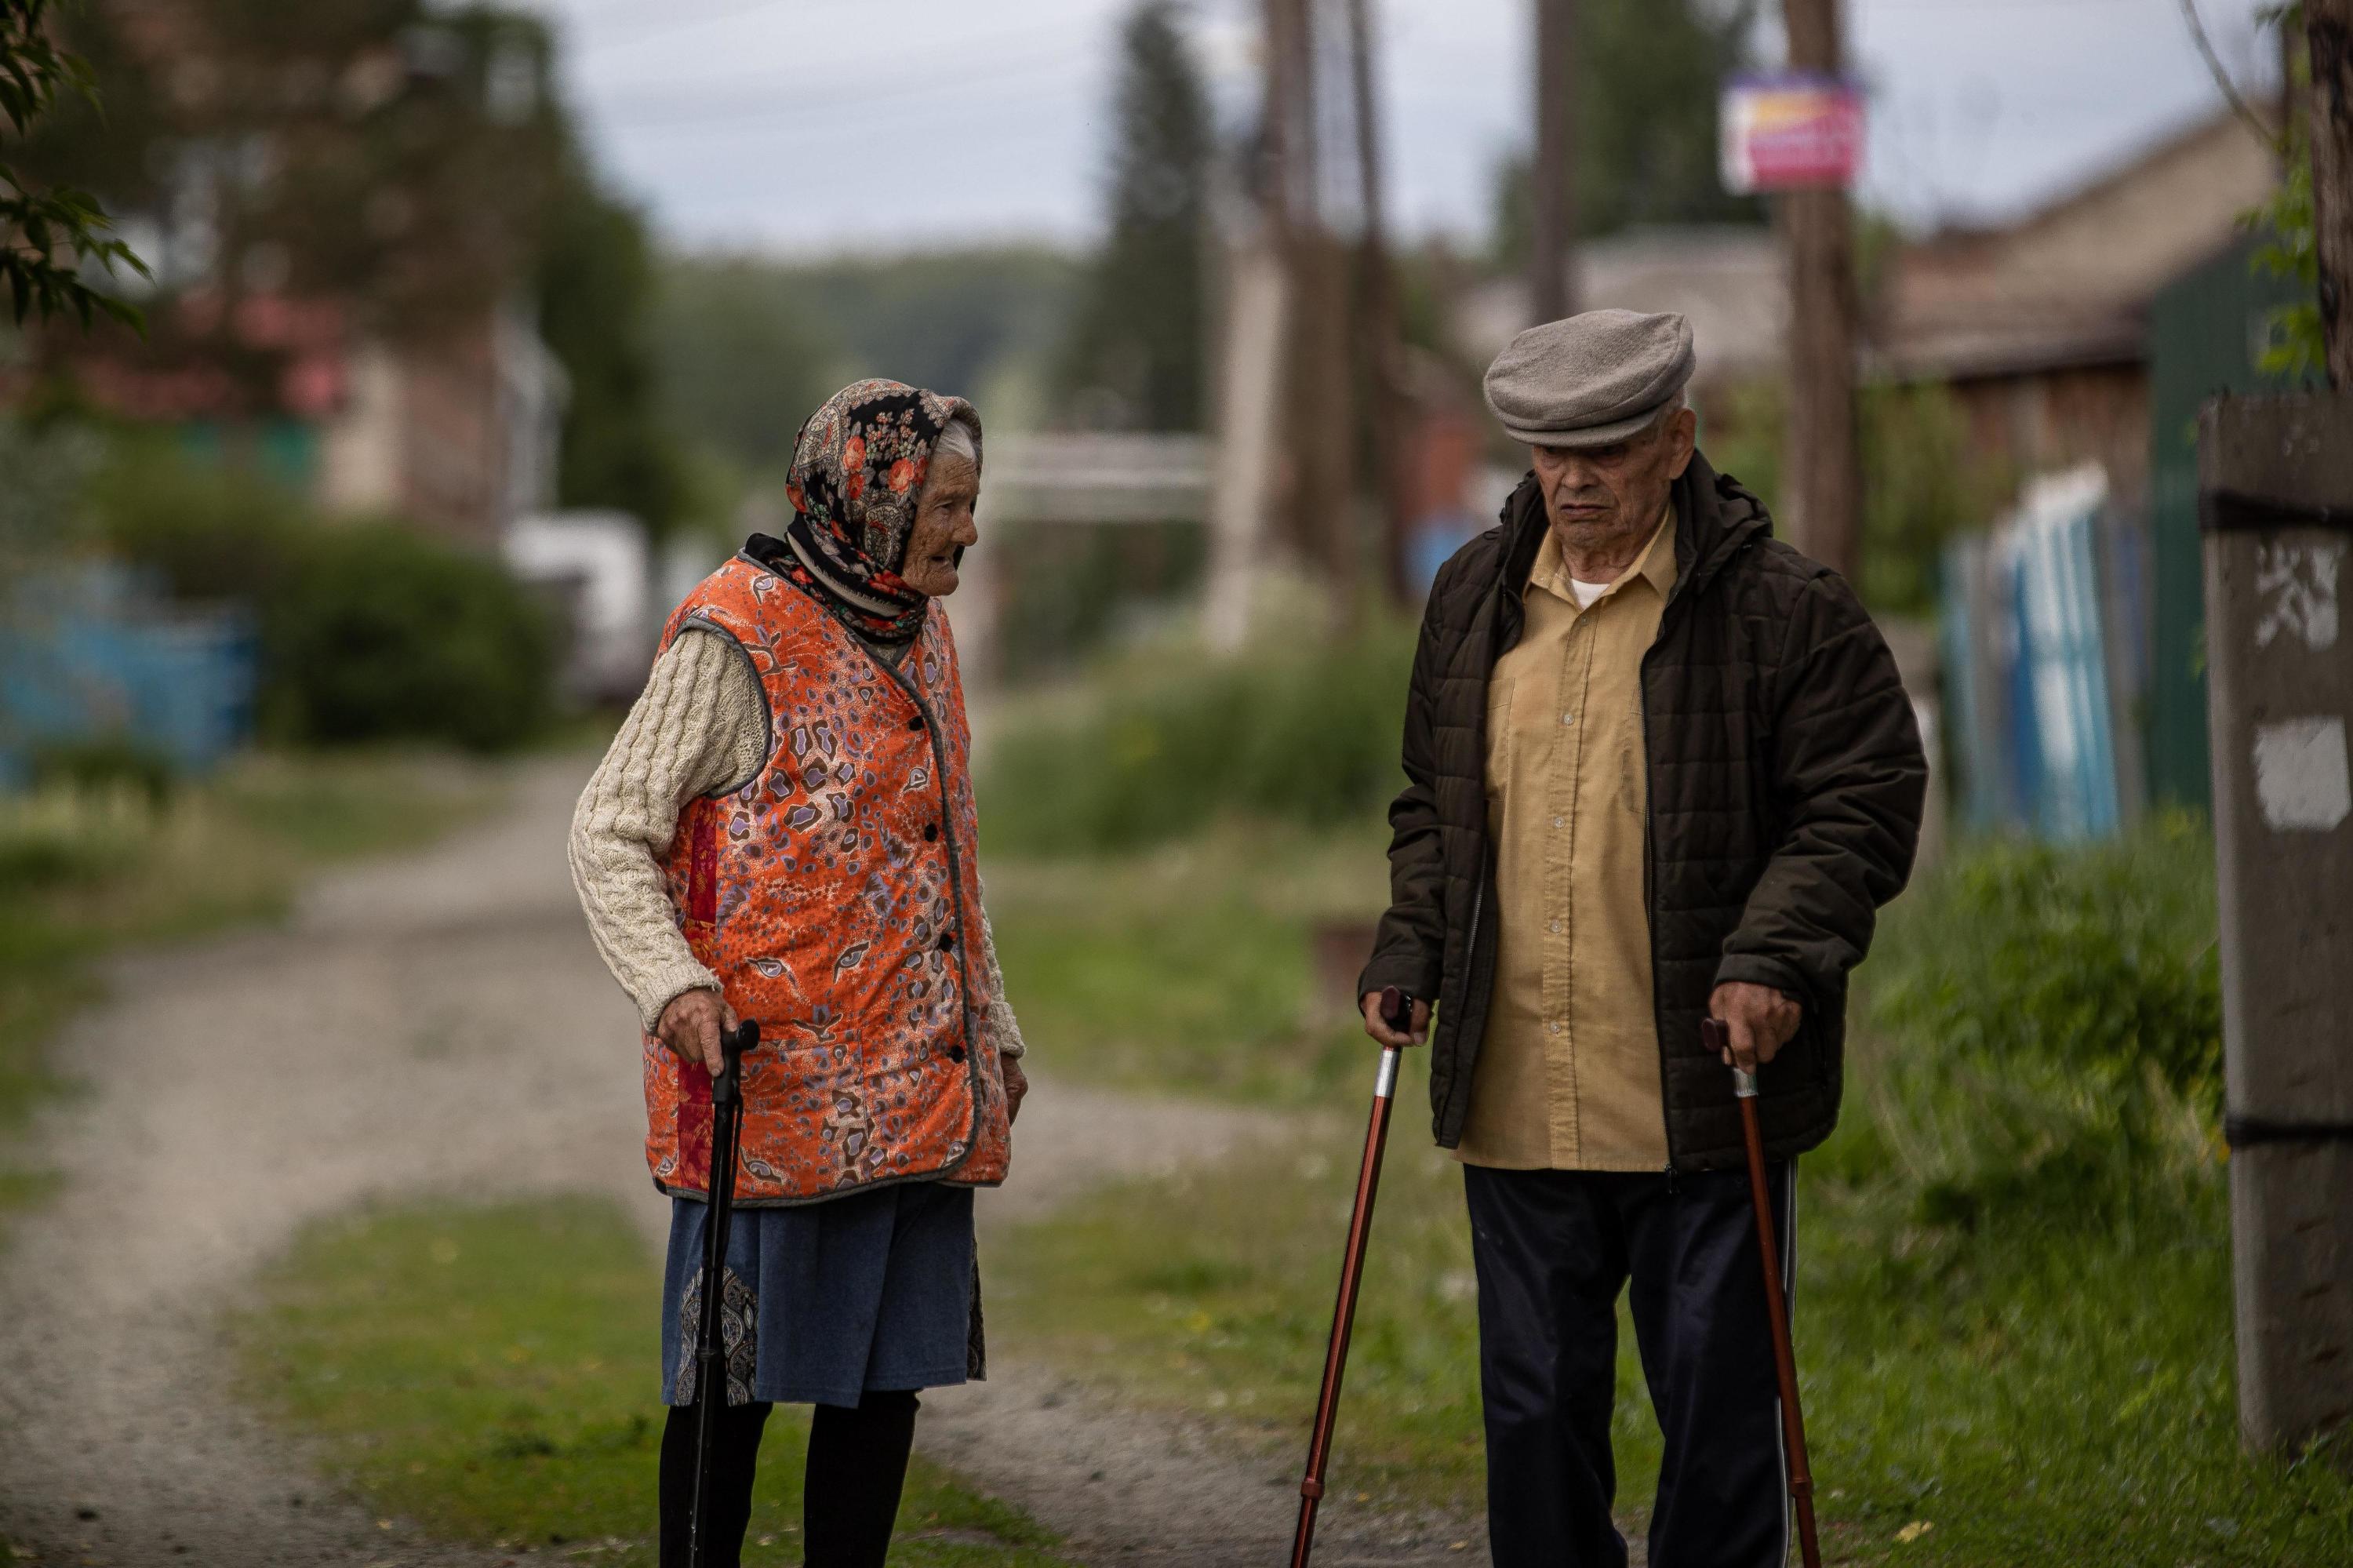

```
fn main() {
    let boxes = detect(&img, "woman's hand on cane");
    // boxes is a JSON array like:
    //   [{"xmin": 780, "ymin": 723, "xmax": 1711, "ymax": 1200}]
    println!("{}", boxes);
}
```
[{"xmin": 657, "ymin": 988, "xmax": 741, "ymax": 1077}]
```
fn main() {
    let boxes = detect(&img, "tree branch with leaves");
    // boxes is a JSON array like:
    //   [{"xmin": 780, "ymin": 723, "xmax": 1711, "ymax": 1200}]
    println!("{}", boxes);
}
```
[{"xmin": 2, "ymin": 0, "xmax": 144, "ymax": 329}]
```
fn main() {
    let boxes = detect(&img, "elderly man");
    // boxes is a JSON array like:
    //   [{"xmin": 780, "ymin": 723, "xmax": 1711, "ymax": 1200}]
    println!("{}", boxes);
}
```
[
  {"xmin": 571, "ymin": 380, "xmax": 1027, "ymax": 1568},
  {"xmin": 1358, "ymin": 311, "xmax": 1926, "ymax": 1567}
]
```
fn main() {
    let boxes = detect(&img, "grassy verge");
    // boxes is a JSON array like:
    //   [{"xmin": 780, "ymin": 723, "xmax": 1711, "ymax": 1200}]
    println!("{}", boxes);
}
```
[
  {"xmin": 232, "ymin": 1196, "xmax": 1071, "ymax": 1567},
  {"xmin": 986, "ymin": 818, "xmax": 2348, "ymax": 1566},
  {"xmin": 981, "ymin": 814, "xmax": 1393, "ymax": 1105},
  {"xmin": 0, "ymin": 751, "xmax": 503, "ymax": 1223},
  {"xmin": 990, "ymin": 1081, "xmax": 2352, "ymax": 1566}
]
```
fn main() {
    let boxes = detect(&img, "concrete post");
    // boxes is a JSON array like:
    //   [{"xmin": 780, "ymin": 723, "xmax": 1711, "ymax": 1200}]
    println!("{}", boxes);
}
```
[{"xmin": 2199, "ymin": 390, "xmax": 2353, "ymax": 1460}]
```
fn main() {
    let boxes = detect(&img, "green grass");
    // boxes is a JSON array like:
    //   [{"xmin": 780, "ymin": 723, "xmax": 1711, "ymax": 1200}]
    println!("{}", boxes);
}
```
[
  {"xmin": 0, "ymin": 751, "xmax": 503, "ymax": 1230},
  {"xmin": 232, "ymin": 1197, "xmax": 1071, "ymax": 1567},
  {"xmin": 991, "ymin": 1091, "xmax": 2353, "ymax": 1565},
  {"xmin": 982, "ymin": 814, "xmax": 1395, "ymax": 1105}
]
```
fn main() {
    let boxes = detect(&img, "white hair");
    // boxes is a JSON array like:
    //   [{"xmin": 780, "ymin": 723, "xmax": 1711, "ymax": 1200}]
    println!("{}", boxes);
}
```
[{"xmin": 933, "ymin": 415, "xmax": 980, "ymax": 469}]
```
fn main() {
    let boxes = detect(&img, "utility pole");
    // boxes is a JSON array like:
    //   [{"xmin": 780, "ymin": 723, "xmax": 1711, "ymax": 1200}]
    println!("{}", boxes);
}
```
[
  {"xmin": 1528, "ymin": 0, "xmax": 1577, "ymax": 325},
  {"xmin": 2202, "ymin": 3, "xmax": 2353, "ymax": 1468},
  {"xmin": 2309, "ymin": 0, "xmax": 2353, "ymax": 385},
  {"xmin": 2201, "ymin": 393, "xmax": 2353, "ymax": 1465},
  {"xmin": 1780, "ymin": 0, "xmax": 1862, "ymax": 578},
  {"xmin": 1347, "ymin": 0, "xmax": 1409, "ymax": 601}
]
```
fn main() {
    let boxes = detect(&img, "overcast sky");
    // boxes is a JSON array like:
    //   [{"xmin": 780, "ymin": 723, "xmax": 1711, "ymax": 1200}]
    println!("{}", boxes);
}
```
[{"xmin": 512, "ymin": 0, "xmax": 2283, "ymax": 255}]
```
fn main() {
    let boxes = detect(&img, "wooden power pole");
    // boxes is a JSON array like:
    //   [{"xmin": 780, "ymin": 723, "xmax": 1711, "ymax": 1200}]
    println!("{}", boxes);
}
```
[
  {"xmin": 1528, "ymin": 0, "xmax": 1577, "ymax": 325},
  {"xmin": 1780, "ymin": 0, "xmax": 1862, "ymax": 578},
  {"xmin": 1346, "ymin": 0, "xmax": 1410, "ymax": 600},
  {"xmin": 2310, "ymin": 0, "xmax": 2353, "ymax": 386}
]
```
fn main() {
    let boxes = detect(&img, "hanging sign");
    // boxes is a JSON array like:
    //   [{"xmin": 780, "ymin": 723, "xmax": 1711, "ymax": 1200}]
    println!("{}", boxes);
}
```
[{"xmin": 1720, "ymin": 71, "xmax": 1864, "ymax": 194}]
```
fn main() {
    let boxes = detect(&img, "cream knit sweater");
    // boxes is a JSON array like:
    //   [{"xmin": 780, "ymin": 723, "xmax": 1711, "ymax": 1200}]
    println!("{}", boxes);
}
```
[{"xmin": 567, "ymin": 628, "xmax": 1026, "ymax": 1058}]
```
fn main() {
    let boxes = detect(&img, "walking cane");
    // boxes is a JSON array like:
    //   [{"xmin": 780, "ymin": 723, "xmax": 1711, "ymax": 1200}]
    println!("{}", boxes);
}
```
[
  {"xmin": 688, "ymin": 1017, "xmax": 762, "ymax": 1568},
  {"xmin": 1701, "ymin": 1017, "xmax": 1823, "ymax": 1568},
  {"xmin": 1289, "ymin": 985, "xmax": 1417, "ymax": 1568}
]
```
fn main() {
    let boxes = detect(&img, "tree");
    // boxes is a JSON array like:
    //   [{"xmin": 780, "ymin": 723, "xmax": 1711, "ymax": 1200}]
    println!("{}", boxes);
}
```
[
  {"xmin": 1055, "ymin": 0, "xmax": 1214, "ymax": 431},
  {"xmin": 1, "ymin": 0, "xmax": 144, "ymax": 328},
  {"xmin": 653, "ymin": 257, "xmax": 838, "ymax": 478},
  {"xmin": 536, "ymin": 153, "xmax": 684, "ymax": 533},
  {"xmin": 15, "ymin": 2, "xmax": 570, "ymax": 405},
  {"xmin": 1489, "ymin": 0, "xmax": 1761, "ymax": 267}
]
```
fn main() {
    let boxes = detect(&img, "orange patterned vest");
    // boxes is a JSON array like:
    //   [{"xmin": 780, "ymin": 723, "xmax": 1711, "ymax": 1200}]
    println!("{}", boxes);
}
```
[{"xmin": 643, "ymin": 554, "xmax": 1012, "ymax": 1206}]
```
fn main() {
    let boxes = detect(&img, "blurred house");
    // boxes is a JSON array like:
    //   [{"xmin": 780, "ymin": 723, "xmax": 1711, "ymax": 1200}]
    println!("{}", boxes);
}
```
[
  {"xmin": 13, "ymin": 1, "xmax": 570, "ymax": 544},
  {"xmin": 1918, "ymin": 104, "xmax": 2312, "ymax": 837},
  {"xmin": 1876, "ymin": 103, "xmax": 2283, "ymax": 513},
  {"xmin": 32, "ymin": 289, "xmax": 568, "ymax": 547},
  {"xmin": 1455, "ymin": 224, "xmax": 1789, "ymax": 411}
]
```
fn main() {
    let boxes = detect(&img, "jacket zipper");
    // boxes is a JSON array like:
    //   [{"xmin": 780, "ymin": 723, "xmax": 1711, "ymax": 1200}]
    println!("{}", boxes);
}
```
[
  {"xmin": 1639, "ymin": 636, "xmax": 1675, "ymax": 1189},
  {"xmin": 1641, "ymin": 504, "xmax": 1762, "ymax": 1184}
]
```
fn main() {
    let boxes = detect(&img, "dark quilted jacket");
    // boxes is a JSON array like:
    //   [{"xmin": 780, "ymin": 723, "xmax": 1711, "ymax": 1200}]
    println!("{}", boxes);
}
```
[{"xmin": 1358, "ymin": 452, "xmax": 1928, "ymax": 1170}]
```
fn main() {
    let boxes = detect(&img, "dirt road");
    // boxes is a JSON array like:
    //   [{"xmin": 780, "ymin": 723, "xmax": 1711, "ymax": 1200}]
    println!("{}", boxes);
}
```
[{"xmin": 0, "ymin": 756, "xmax": 1484, "ymax": 1567}]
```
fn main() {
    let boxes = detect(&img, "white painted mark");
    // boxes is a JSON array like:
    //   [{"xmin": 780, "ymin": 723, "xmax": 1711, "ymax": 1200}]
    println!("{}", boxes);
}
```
[
  {"xmin": 2253, "ymin": 716, "xmax": 2352, "ymax": 832},
  {"xmin": 2255, "ymin": 541, "xmax": 2344, "ymax": 651}
]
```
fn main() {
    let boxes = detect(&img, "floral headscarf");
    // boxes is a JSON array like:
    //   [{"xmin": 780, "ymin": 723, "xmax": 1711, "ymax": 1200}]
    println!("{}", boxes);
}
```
[{"xmin": 765, "ymin": 378, "xmax": 982, "ymax": 646}]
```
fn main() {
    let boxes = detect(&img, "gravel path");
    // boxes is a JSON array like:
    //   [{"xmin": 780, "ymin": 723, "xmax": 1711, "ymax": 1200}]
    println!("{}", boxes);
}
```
[{"xmin": 0, "ymin": 755, "xmax": 1486, "ymax": 1567}]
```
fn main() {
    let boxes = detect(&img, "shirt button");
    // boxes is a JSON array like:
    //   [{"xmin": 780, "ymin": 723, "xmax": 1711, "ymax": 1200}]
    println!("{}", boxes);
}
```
[
  {"xmin": 1551, "ymin": 815, "xmax": 1566, "ymax": 829},
  {"xmin": 1549, "ymin": 919, "xmax": 1562, "ymax": 934},
  {"xmin": 1547, "ymin": 1021, "xmax": 1562, "ymax": 1035},
  {"xmin": 1561, "ymin": 712, "xmax": 1575, "ymax": 726}
]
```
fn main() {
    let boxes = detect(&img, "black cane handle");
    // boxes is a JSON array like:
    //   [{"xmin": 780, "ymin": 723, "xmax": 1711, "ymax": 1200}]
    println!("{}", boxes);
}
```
[{"xmin": 711, "ymin": 1020, "xmax": 760, "ymax": 1108}]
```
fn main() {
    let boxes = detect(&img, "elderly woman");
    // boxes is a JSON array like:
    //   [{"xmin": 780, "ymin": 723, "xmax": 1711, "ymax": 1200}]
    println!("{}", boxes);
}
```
[{"xmin": 568, "ymin": 379, "xmax": 1028, "ymax": 1568}]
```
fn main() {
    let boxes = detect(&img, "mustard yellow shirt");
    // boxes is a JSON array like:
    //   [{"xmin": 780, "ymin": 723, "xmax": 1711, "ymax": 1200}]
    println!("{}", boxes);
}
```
[{"xmin": 1456, "ymin": 506, "xmax": 1677, "ymax": 1172}]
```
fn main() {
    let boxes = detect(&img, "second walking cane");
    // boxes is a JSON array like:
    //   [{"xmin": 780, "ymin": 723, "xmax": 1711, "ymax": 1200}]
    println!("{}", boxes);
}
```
[
  {"xmin": 1701, "ymin": 1016, "xmax": 1824, "ymax": 1568},
  {"xmin": 1289, "ymin": 985, "xmax": 1417, "ymax": 1568},
  {"xmin": 687, "ymin": 1017, "xmax": 762, "ymax": 1568}
]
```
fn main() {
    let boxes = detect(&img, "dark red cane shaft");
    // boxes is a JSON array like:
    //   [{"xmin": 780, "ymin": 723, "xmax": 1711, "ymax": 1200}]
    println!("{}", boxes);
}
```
[
  {"xmin": 1720, "ymin": 1026, "xmax": 1823, "ymax": 1568},
  {"xmin": 1291, "ymin": 988, "xmax": 1412, "ymax": 1566},
  {"xmin": 1290, "ymin": 1063, "xmax": 1395, "ymax": 1568}
]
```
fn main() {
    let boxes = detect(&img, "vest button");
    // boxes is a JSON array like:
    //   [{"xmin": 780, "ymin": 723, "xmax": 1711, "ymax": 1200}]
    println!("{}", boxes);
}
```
[
  {"xmin": 923, "ymin": 824, "xmax": 939, "ymax": 842},
  {"xmin": 949, "ymin": 1046, "xmax": 967, "ymax": 1063},
  {"xmin": 907, "ymin": 713, "xmax": 926, "ymax": 731},
  {"xmin": 938, "ymin": 930, "xmax": 955, "ymax": 951}
]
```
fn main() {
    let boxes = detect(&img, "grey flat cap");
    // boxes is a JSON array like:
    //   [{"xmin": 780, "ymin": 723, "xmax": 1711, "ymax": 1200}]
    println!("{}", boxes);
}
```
[{"xmin": 1482, "ymin": 309, "xmax": 1696, "ymax": 447}]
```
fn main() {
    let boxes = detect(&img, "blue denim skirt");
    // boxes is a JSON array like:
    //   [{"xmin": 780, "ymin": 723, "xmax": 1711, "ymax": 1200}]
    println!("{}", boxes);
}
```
[{"xmin": 659, "ymin": 1180, "xmax": 979, "ymax": 1410}]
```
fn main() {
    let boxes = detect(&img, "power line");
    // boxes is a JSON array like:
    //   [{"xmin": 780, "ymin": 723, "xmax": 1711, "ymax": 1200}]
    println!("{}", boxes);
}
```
[
  {"xmin": 597, "ymin": 19, "xmax": 1081, "ymax": 106},
  {"xmin": 603, "ymin": 56, "xmax": 1097, "ymax": 130}
]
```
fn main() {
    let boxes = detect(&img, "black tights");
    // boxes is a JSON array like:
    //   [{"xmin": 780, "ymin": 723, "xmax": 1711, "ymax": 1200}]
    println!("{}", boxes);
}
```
[{"xmin": 658, "ymin": 1390, "xmax": 920, "ymax": 1567}]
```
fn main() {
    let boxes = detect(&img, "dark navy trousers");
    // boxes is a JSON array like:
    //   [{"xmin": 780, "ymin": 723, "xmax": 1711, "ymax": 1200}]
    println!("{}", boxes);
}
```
[{"xmin": 1464, "ymin": 1162, "xmax": 1795, "ymax": 1568}]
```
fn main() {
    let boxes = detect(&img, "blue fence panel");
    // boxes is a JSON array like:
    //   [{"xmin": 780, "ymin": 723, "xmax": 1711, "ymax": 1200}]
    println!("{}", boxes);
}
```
[
  {"xmin": 0, "ymin": 566, "xmax": 257, "ymax": 786},
  {"xmin": 1937, "ymin": 465, "xmax": 2132, "ymax": 842}
]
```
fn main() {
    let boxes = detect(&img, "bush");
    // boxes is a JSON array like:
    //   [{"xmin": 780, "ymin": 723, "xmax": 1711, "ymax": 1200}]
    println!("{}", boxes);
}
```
[
  {"xmin": 981, "ymin": 620, "xmax": 1417, "ymax": 853},
  {"xmin": 263, "ymin": 523, "xmax": 559, "ymax": 753},
  {"xmin": 1859, "ymin": 813, "xmax": 2223, "ymax": 1224},
  {"xmin": 82, "ymin": 446, "xmax": 559, "ymax": 754}
]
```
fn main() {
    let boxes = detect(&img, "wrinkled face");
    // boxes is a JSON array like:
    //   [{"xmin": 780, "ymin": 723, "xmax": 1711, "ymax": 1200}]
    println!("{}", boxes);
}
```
[
  {"xmin": 899, "ymin": 453, "xmax": 980, "ymax": 597},
  {"xmin": 1530, "ymin": 406, "xmax": 1697, "ymax": 547}
]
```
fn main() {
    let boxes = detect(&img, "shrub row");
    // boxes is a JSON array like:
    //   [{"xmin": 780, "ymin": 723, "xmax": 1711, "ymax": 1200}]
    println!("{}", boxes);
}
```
[
  {"xmin": 1857, "ymin": 812, "xmax": 2223, "ymax": 1225},
  {"xmin": 980, "ymin": 620, "xmax": 1418, "ymax": 854},
  {"xmin": 82, "ymin": 446, "xmax": 558, "ymax": 754}
]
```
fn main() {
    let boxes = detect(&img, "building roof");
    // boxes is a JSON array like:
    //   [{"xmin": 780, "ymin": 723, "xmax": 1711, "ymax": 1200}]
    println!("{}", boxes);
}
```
[
  {"xmin": 1878, "ymin": 104, "xmax": 2282, "ymax": 380},
  {"xmin": 1456, "ymin": 226, "xmax": 1788, "ymax": 391}
]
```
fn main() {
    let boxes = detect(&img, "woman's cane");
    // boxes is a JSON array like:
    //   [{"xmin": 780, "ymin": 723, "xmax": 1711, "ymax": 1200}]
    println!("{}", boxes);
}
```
[
  {"xmin": 688, "ymin": 1017, "xmax": 761, "ymax": 1568},
  {"xmin": 1289, "ymin": 985, "xmax": 1416, "ymax": 1568},
  {"xmin": 1701, "ymin": 1017, "xmax": 1824, "ymax": 1568}
]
